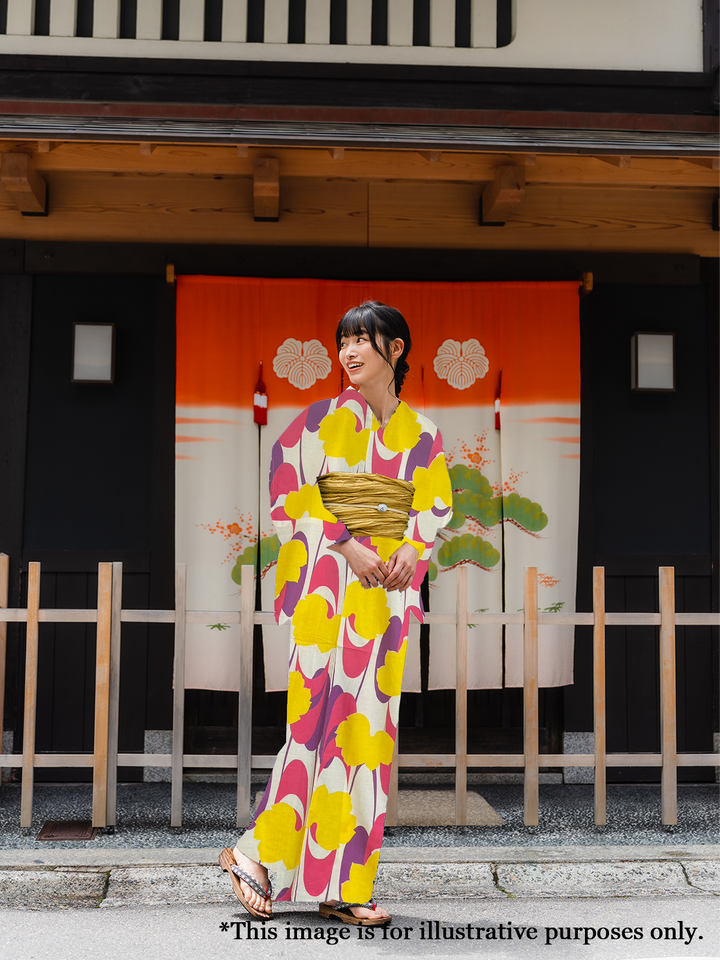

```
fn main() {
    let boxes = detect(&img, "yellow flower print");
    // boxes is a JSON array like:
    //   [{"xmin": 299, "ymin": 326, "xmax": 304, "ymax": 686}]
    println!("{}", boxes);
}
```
[
  {"xmin": 376, "ymin": 639, "xmax": 407, "ymax": 698},
  {"xmin": 318, "ymin": 407, "xmax": 370, "ymax": 466},
  {"xmin": 307, "ymin": 785, "xmax": 357, "ymax": 851},
  {"xmin": 411, "ymin": 454, "xmax": 452, "ymax": 511},
  {"xmin": 292, "ymin": 594, "xmax": 341, "ymax": 652},
  {"xmin": 284, "ymin": 483, "xmax": 337, "ymax": 523},
  {"xmin": 383, "ymin": 403, "xmax": 421, "ymax": 453},
  {"xmin": 342, "ymin": 581, "xmax": 391, "ymax": 640},
  {"xmin": 370, "ymin": 536, "xmax": 402, "ymax": 563},
  {"xmin": 274, "ymin": 540, "xmax": 308, "ymax": 599},
  {"xmin": 336, "ymin": 713, "xmax": 394, "ymax": 771},
  {"xmin": 255, "ymin": 802, "xmax": 304, "ymax": 870},
  {"xmin": 287, "ymin": 670, "xmax": 311, "ymax": 724},
  {"xmin": 341, "ymin": 851, "xmax": 380, "ymax": 903}
]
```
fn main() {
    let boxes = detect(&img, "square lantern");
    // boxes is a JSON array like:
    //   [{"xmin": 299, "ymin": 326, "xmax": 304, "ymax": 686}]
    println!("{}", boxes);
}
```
[
  {"xmin": 630, "ymin": 332, "xmax": 675, "ymax": 392},
  {"xmin": 72, "ymin": 323, "xmax": 115, "ymax": 383}
]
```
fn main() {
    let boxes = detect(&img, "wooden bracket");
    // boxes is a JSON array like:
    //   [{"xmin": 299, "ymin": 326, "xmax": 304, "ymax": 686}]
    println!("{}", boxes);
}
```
[
  {"xmin": 139, "ymin": 143, "xmax": 157, "ymax": 156},
  {"xmin": 524, "ymin": 154, "xmax": 537, "ymax": 166},
  {"xmin": 236, "ymin": 145, "xmax": 249, "ymax": 158},
  {"xmin": 579, "ymin": 271, "xmax": 594, "ymax": 297},
  {"xmin": 684, "ymin": 156, "xmax": 719, "ymax": 170},
  {"xmin": 480, "ymin": 165, "xmax": 525, "ymax": 226},
  {"xmin": 328, "ymin": 147, "xmax": 345, "ymax": 160},
  {"xmin": 166, "ymin": 263, "xmax": 176, "ymax": 285},
  {"xmin": 254, "ymin": 158, "xmax": 280, "ymax": 222},
  {"xmin": 37, "ymin": 140, "xmax": 62, "ymax": 153},
  {"xmin": 597, "ymin": 156, "xmax": 631, "ymax": 168},
  {"xmin": 712, "ymin": 197, "xmax": 719, "ymax": 233},
  {"xmin": 0, "ymin": 152, "xmax": 47, "ymax": 215},
  {"xmin": 418, "ymin": 150, "xmax": 442, "ymax": 163}
]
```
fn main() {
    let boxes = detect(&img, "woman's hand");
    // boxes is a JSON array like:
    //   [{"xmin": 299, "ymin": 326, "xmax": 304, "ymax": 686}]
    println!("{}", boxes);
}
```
[
  {"xmin": 329, "ymin": 539, "xmax": 390, "ymax": 589},
  {"xmin": 383, "ymin": 542, "xmax": 418, "ymax": 592}
]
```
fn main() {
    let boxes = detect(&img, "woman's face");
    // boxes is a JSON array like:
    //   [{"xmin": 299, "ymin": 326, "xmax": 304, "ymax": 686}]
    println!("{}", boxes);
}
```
[{"xmin": 338, "ymin": 328, "xmax": 403, "ymax": 390}]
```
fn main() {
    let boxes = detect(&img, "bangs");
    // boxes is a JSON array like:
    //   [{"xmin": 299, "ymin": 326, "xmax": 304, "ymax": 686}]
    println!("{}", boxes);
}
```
[{"xmin": 335, "ymin": 302, "xmax": 388, "ymax": 351}]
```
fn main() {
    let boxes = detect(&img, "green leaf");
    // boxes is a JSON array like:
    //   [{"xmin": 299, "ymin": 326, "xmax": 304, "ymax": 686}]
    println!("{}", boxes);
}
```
[
  {"xmin": 438, "ymin": 533, "xmax": 500, "ymax": 569},
  {"xmin": 502, "ymin": 492, "xmax": 548, "ymax": 532}
]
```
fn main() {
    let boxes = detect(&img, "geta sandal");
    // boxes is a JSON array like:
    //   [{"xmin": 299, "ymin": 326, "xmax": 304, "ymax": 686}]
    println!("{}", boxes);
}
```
[
  {"xmin": 218, "ymin": 848, "xmax": 273, "ymax": 920},
  {"xmin": 319, "ymin": 901, "xmax": 391, "ymax": 927}
]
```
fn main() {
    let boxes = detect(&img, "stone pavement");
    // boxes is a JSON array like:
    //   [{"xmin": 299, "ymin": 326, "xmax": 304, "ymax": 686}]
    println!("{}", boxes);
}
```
[{"xmin": 0, "ymin": 844, "xmax": 718, "ymax": 909}]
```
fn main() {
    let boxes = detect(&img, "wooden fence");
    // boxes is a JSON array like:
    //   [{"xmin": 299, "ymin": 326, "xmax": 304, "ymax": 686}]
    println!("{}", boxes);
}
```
[{"xmin": 0, "ymin": 554, "xmax": 718, "ymax": 832}]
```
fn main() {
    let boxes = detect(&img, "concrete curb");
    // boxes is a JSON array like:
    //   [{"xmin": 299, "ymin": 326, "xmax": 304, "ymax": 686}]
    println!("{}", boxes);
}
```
[{"xmin": 0, "ymin": 847, "xmax": 717, "ymax": 909}]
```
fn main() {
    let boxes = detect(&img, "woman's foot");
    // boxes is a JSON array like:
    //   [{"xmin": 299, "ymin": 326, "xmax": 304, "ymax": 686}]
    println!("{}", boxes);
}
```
[
  {"xmin": 321, "ymin": 900, "xmax": 391, "ymax": 924},
  {"xmin": 232, "ymin": 847, "xmax": 272, "ymax": 916}
]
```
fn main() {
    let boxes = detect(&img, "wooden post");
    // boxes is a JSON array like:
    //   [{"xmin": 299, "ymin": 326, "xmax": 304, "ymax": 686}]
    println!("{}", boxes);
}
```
[
  {"xmin": 237, "ymin": 564, "xmax": 254, "ymax": 828},
  {"xmin": 593, "ymin": 566, "xmax": 607, "ymax": 826},
  {"xmin": 171, "ymin": 564, "xmax": 187, "ymax": 828},
  {"xmin": 20, "ymin": 562, "xmax": 41, "ymax": 830},
  {"xmin": 659, "ymin": 566, "xmax": 678, "ymax": 826},
  {"xmin": 106, "ymin": 562, "xmax": 123, "ymax": 827},
  {"xmin": 92, "ymin": 563, "xmax": 113, "ymax": 828},
  {"xmin": 0, "ymin": 554, "xmax": 8, "ymax": 786},
  {"xmin": 455, "ymin": 566, "xmax": 468, "ymax": 825},
  {"xmin": 523, "ymin": 566, "xmax": 539, "ymax": 826}
]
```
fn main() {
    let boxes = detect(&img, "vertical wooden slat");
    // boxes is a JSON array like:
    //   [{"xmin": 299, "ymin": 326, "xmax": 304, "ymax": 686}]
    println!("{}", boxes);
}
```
[
  {"xmin": 237, "ymin": 563, "xmax": 254, "ymax": 828},
  {"xmin": 387, "ymin": 0, "xmax": 413, "ymax": 45},
  {"xmin": 6, "ymin": 0, "xmax": 36, "ymax": 36},
  {"xmin": 20, "ymin": 562, "xmax": 41, "ymax": 831},
  {"xmin": 105, "ymin": 562, "xmax": 123, "ymax": 827},
  {"xmin": 305, "ymin": 0, "xmax": 330, "ymax": 43},
  {"xmin": 92, "ymin": 563, "xmax": 112, "ymax": 828},
  {"xmin": 93, "ymin": 0, "xmax": 121, "ymax": 37},
  {"xmin": 386, "ymin": 736, "xmax": 399, "ymax": 826},
  {"xmin": 659, "ymin": 566, "xmax": 678, "ymax": 825},
  {"xmin": 179, "ymin": 0, "xmax": 205, "ymax": 41},
  {"xmin": 136, "ymin": 0, "xmax": 163, "ymax": 40},
  {"xmin": 593, "ymin": 566, "xmax": 607, "ymax": 826},
  {"xmin": 264, "ymin": 0, "xmax": 289, "ymax": 43},
  {"xmin": 346, "ymin": 0, "xmax": 372, "ymax": 45},
  {"xmin": 0, "ymin": 554, "xmax": 9, "ymax": 787},
  {"xmin": 523, "ymin": 565, "xmax": 539, "ymax": 826},
  {"xmin": 49, "ymin": 0, "xmax": 78, "ymax": 37},
  {"xmin": 171, "ymin": 563, "xmax": 187, "ymax": 828},
  {"xmin": 455, "ymin": 566, "xmax": 468, "ymax": 825},
  {"xmin": 430, "ymin": 0, "xmax": 455, "ymax": 47},
  {"xmin": 471, "ymin": 0, "xmax": 496, "ymax": 48},
  {"xmin": 222, "ymin": 0, "xmax": 248, "ymax": 41}
]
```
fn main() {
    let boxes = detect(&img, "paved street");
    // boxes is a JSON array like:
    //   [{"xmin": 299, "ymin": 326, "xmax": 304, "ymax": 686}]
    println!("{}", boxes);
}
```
[{"xmin": 1, "ymin": 896, "xmax": 719, "ymax": 960}]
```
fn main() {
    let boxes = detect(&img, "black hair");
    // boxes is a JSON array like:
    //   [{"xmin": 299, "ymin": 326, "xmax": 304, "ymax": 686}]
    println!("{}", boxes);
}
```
[{"xmin": 335, "ymin": 301, "xmax": 412, "ymax": 397}]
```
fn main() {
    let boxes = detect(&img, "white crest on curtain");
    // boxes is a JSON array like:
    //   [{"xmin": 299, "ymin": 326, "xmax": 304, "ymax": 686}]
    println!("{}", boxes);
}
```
[
  {"xmin": 433, "ymin": 339, "xmax": 489, "ymax": 389},
  {"xmin": 273, "ymin": 338, "xmax": 332, "ymax": 389}
]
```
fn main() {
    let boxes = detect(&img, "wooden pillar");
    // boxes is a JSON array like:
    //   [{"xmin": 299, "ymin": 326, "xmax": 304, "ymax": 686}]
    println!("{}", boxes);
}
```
[
  {"xmin": 237, "ymin": 564, "xmax": 254, "ymax": 828},
  {"xmin": 523, "ymin": 566, "xmax": 539, "ymax": 826},
  {"xmin": 593, "ymin": 566, "xmax": 607, "ymax": 826},
  {"xmin": 0, "ymin": 554, "xmax": 8, "ymax": 786},
  {"xmin": 92, "ymin": 563, "xmax": 113, "ymax": 828},
  {"xmin": 20, "ymin": 562, "xmax": 41, "ymax": 831},
  {"xmin": 455, "ymin": 566, "xmax": 468, "ymax": 825},
  {"xmin": 171, "ymin": 564, "xmax": 187, "ymax": 828},
  {"xmin": 659, "ymin": 566, "xmax": 678, "ymax": 826}
]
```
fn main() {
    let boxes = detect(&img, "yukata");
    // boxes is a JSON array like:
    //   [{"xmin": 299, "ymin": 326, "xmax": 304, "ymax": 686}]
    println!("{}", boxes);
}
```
[{"xmin": 236, "ymin": 387, "xmax": 452, "ymax": 902}]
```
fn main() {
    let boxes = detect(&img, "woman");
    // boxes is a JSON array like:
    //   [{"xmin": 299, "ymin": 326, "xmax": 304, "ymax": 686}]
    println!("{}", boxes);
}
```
[{"xmin": 220, "ymin": 301, "xmax": 452, "ymax": 924}]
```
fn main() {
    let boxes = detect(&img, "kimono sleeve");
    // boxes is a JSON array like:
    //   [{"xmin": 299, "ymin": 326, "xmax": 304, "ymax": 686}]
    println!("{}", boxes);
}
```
[
  {"xmin": 403, "ymin": 429, "xmax": 453, "ymax": 561},
  {"xmin": 269, "ymin": 406, "xmax": 351, "ymax": 547}
]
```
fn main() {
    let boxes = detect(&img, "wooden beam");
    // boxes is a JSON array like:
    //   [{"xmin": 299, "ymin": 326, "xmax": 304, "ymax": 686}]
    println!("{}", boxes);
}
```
[
  {"xmin": 0, "ymin": 152, "xmax": 47, "ymax": 214},
  {"xmin": 37, "ymin": 141, "xmax": 62, "ymax": 153},
  {"xmin": 683, "ymin": 157, "xmax": 719, "ymax": 170},
  {"xmin": 481, "ymin": 164, "xmax": 525, "ymax": 224},
  {"xmin": 253, "ymin": 158, "xmax": 280, "ymax": 222},
  {"xmin": 597, "ymin": 156, "xmax": 631, "ymax": 167}
]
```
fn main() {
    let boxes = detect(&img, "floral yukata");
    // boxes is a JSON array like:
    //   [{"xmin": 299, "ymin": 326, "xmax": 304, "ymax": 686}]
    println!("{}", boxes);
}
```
[{"xmin": 236, "ymin": 387, "xmax": 452, "ymax": 902}]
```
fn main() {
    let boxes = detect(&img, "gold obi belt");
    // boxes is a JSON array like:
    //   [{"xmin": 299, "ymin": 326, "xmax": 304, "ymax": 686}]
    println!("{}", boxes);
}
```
[{"xmin": 317, "ymin": 473, "xmax": 415, "ymax": 539}]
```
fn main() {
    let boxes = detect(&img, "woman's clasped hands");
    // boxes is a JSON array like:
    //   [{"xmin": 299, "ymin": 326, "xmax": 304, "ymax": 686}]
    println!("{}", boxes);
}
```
[{"xmin": 329, "ymin": 539, "xmax": 418, "ymax": 592}]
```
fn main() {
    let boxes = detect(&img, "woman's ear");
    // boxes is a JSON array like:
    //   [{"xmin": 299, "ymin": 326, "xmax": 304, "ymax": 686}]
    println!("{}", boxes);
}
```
[{"xmin": 390, "ymin": 338, "xmax": 404, "ymax": 361}]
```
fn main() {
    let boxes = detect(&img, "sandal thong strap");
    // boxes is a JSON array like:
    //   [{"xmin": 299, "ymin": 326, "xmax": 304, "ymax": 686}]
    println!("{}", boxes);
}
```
[
  {"xmin": 335, "ymin": 901, "xmax": 376, "ymax": 910},
  {"xmin": 231, "ymin": 865, "xmax": 272, "ymax": 901}
]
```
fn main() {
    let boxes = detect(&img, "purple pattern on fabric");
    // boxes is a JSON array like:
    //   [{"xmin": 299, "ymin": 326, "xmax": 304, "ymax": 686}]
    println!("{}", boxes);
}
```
[
  {"xmin": 405, "ymin": 431, "xmax": 434, "ymax": 478},
  {"xmin": 281, "ymin": 534, "xmax": 309, "ymax": 616},
  {"xmin": 305, "ymin": 397, "xmax": 333, "ymax": 433},
  {"xmin": 339, "ymin": 826, "xmax": 369, "ymax": 889},
  {"xmin": 373, "ymin": 614, "xmax": 404, "ymax": 704}
]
